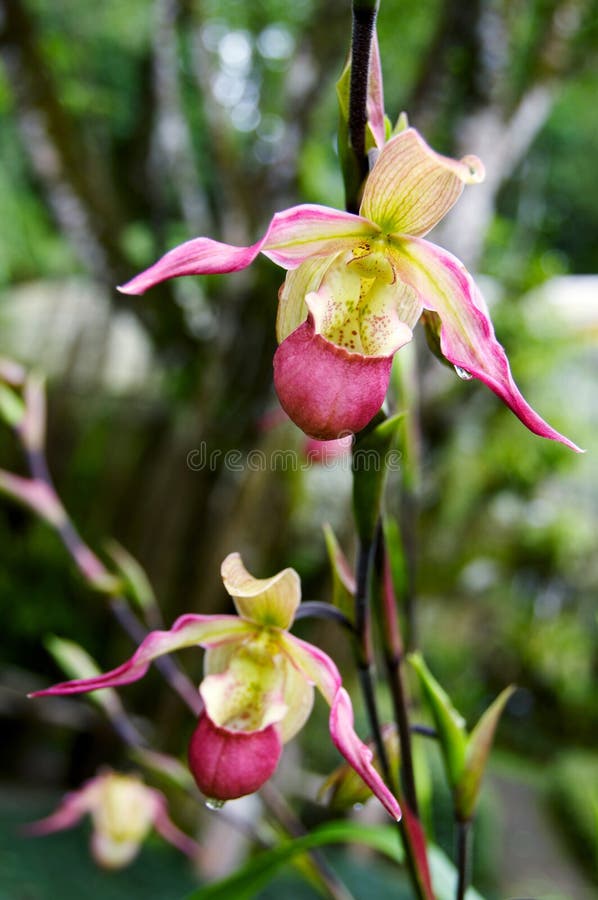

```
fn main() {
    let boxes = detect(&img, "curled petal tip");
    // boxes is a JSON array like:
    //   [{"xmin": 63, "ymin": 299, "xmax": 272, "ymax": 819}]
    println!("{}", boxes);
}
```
[
  {"xmin": 460, "ymin": 154, "xmax": 485, "ymax": 184},
  {"xmin": 117, "ymin": 281, "xmax": 143, "ymax": 296},
  {"xmin": 330, "ymin": 688, "xmax": 402, "ymax": 821}
]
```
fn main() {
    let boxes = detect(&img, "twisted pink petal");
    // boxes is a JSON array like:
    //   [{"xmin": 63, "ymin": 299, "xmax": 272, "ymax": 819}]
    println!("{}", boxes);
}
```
[
  {"xmin": 397, "ymin": 239, "xmax": 582, "ymax": 452},
  {"xmin": 280, "ymin": 633, "xmax": 401, "ymax": 820},
  {"xmin": 118, "ymin": 206, "xmax": 376, "ymax": 294},
  {"xmin": 29, "ymin": 615, "xmax": 254, "ymax": 697}
]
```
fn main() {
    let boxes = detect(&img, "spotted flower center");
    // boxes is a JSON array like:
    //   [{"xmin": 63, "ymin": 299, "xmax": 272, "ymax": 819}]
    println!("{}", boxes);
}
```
[{"xmin": 306, "ymin": 247, "xmax": 421, "ymax": 357}]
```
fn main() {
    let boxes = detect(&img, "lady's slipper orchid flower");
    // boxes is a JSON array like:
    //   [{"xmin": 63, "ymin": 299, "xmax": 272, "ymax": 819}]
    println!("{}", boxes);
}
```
[
  {"xmin": 119, "ymin": 127, "xmax": 579, "ymax": 451},
  {"xmin": 24, "ymin": 770, "xmax": 199, "ymax": 869},
  {"xmin": 31, "ymin": 554, "xmax": 400, "ymax": 820}
]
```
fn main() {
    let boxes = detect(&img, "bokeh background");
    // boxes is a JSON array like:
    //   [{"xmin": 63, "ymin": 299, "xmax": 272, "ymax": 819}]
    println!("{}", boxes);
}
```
[{"xmin": 1, "ymin": 1, "xmax": 597, "ymax": 897}]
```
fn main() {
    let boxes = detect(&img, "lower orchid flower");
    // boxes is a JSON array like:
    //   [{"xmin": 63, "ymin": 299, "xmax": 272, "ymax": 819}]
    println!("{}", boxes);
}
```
[
  {"xmin": 31, "ymin": 553, "xmax": 401, "ymax": 820},
  {"xmin": 118, "ymin": 127, "xmax": 579, "ymax": 451},
  {"xmin": 23, "ymin": 770, "xmax": 200, "ymax": 869}
]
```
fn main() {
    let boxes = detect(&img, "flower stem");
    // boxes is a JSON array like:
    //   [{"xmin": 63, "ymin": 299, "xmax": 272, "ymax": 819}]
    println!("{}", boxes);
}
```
[
  {"xmin": 294, "ymin": 601, "xmax": 355, "ymax": 635},
  {"xmin": 376, "ymin": 531, "xmax": 419, "ymax": 814},
  {"xmin": 456, "ymin": 819, "xmax": 471, "ymax": 900},
  {"xmin": 374, "ymin": 527, "xmax": 434, "ymax": 900},
  {"xmin": 347, "ymin": 0, "xmax": 379, "ymax": 212},
  {"xmin": 11, "ymin": 392, "xmax": 203, "ymax": 716},
  {"xmin": 354, "ymin": 533, "xmax": 395, "ymax": 792}
]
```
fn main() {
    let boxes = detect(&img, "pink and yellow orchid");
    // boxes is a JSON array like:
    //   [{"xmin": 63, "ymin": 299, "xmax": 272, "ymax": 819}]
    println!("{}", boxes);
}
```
[
  {"xmin": 24, "ymin": 770, "xmax": 199, "ymax": 869},
  {"xmin": 119, "ymin": 127, "xmax": 579, "ymax": 451},
  {"xmin": 31, "ymin": 553, "xmax": 400, "ymax": 820}
]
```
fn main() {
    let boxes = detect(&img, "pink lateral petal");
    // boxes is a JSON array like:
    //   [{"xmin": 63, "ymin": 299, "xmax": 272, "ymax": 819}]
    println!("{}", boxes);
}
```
[
  {"xmin": 273, "ymin": 319, "xmax": 393, "ymax": 440},
  {"xmin": 262, "ymin": 205, "xmax": 378, "ymax": 268},
  {"xmin": 118, "ymin": 238, "xmax": 265, "ymax": 294},
  {"xmin": 119, "ymin": 205, "xmax": 375, "ymax": 295},
  {"xmin": 23, "ymin": 777, "xmax": 99, "ymax": 835},
  {"xmin": 330, "ymin": 688, "xmax": 401, "ymax": 821},
  {"xmin": 279, "ymin": 632, "xmax": 342, "ymax": 706},
  {"xmin": 29, "ymin": 615, "xmax": 254, "ymax": 698},
  {"xmin": 397, "ymin": 239, "xmax": 582, "ymax": 452},
  {"xmin": 281, "ymin": 635, "xmax": 400, "ymax": 820}
]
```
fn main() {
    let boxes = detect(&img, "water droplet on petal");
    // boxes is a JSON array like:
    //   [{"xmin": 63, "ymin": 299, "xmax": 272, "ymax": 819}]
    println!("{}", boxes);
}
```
[
  {"xmin": 353, "ymin": 802, "xmax": 364, "ymax": 811},
  {"xmin": 205, "ymin": 797, "xmax": 226, "ymax": 811},
  {"xmin": 454, "ymin": 365, "xmax": 473, "ymax": 381}
]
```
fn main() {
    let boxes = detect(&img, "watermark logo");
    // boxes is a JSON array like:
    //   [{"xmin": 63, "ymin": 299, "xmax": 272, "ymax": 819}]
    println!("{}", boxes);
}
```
[{"xmin": 186, "ymin": 441, "xmax": 402, "ymax": 473}]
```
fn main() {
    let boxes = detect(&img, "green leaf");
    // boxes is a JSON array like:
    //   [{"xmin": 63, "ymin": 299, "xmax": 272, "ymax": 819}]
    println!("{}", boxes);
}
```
[
  {"xmin": 382, "ymin": 516, "xmax": 408, "ymax": 602},
  {"xmin": 105, "ymin": 539, "xmax": 156, "ymax": 614},
  {"xmin": 0, "ymin": 382, "xmax": 25, "ymax": 427},
  {"xmin": 336, "ymin": 58, "xmax": 362, "ymax": 212},
  {"xmin": 185, "ymin": 821, "xmax": 403, "ymax": 900},
  {"xmin": 428, "ymin": 845, "xmax": 486, "ymax": 900},
  {"xmin": 455, "ymin": 685, "xmax": 516, "ymax": 821},
  {"xmin": 183, "ymin": 820, "xmax": 486, "ymax": 900},
  {"xmin": 352, "ymin": 412, "xmax": 404, "ymax": 542},
  {"xmin": 408, "ymin": 653, "xmax": 467, "ymax": 789},
  {"xmin": 323, "ymin": 523, "xmax": 355, "ymax": 623},
  {"xmin": 391, "ymin": 110, "xmax": 409, "ymax": 137},
  {"xmin": 44, "ymin": 635, "xmax": 123, "ymax": 718}
]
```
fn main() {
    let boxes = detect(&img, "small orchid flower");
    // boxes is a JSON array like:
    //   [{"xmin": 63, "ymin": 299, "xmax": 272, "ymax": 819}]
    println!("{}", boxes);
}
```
[
  {"xmin": 24, "ymin": 770, "xmax": 199, "ymax": 869},
  {"xmin": 119, "ymin": 127, "xmax": 579, "ymax": 451},
  {"xmin": 31, "ymin": 554, "xmax": 401, "ymax": 820}
]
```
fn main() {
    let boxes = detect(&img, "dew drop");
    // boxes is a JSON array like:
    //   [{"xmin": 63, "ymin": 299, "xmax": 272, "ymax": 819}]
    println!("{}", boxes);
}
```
[
  {"xmin": 353, "ymin": 802, "xmax": 364, "ymax": 811},
  {"xmin": 454, "ymin": 365, "xmax": 473, "ymax": 381},
  {"xmin": 205, "ymin": 797, "xmax": 226, "ymax": 811}
]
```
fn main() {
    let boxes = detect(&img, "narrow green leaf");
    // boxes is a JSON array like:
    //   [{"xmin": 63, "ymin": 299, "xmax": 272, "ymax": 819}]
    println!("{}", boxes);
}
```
[
  {"xmin": 428, "ymin": 845, "xmax": 486, "ymax": 900},
  {"xmin": 391, "ymin": 110, "xmax": 409, "ymax": 137},
  {"xmin": 0, "ymin": 382, "xmax": 25, "ymax": 427},
  {"xmin": 336, "ymin": 57, "xmax": 362, "ymax": 211},
  {"xmin": 105, "ymin": 539, "xmax": 156, "ymax": 613},
  {"xmin": 455, "ymin": 685, "xmax": 516, "ymax": 821},
  {"xmin": 183, "ymin": 821, "xmax": 486, "ymax": 900},
  {"xmin": 352, "ymin": 412, "xmax": 404, "ymax": 542},
  {"xmin": 323, "ymin": 523, "xmax": 355, "ymax": 622},
  {"xmin": 408, "ymin": 653, "xmax": 467, "ymax": 788},
  {"xmin": 185, "ymin": 821, "xmax": 404, "ymax": 900},
  {"xmin": 45, "ymin": 635, "xmax": 123, "ymax": 717},
  {"xmin": 382, "ymin": 515, "xmax": 408, "ymax": 602}
]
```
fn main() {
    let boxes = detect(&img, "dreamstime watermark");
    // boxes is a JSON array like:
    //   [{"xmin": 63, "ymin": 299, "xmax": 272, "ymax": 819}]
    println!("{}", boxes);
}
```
[{"xmin": 186, "ymin": 441, "xmax": 402, "ymax": 473}]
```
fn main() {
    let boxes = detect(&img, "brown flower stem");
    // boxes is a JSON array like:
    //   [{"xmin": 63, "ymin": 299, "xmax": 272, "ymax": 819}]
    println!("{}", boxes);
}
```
[
  {"xmin": 373, "ymin": 526, "xmax": 435, "ymax": 900},
  {"xmin": 108, "ymin": 595, "xmax": 203, "ymax": 717},
  {"xmin": 456, "ymin": 819, "xmax": 471, "ymax": 900},
  {"xmin": 375, "ymin": 529, "xmax": 418, "ymax": 814},
  {"xmin": 353, "ymin": 533, "xmax": 396, "ymax": 793},
  {"xmin": 346, "ymin": 0, "xmax": 379, "ymax": 212},
  {"xmin": 12, "ymin": 399, "xmax": 202, "ymax": 716}
]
